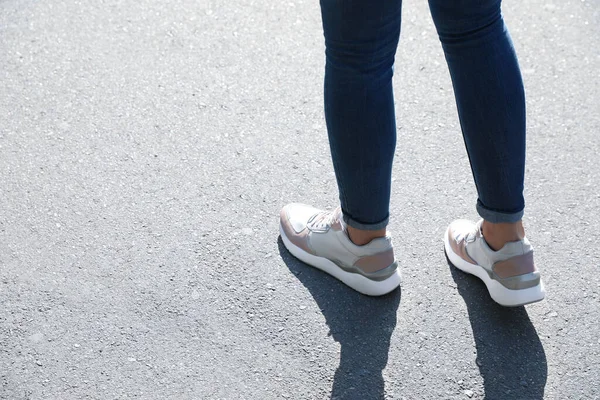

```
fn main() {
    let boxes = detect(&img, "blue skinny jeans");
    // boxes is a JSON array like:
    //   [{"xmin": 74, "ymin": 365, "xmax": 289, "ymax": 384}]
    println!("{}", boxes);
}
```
[{"xmin": 321, "ymin": 0, "xmax": 527, "ymax": 230}]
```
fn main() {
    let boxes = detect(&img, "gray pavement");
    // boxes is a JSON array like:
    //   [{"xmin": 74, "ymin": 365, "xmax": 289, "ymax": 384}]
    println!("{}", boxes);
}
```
[{"xmin": 1, "ymin": 0, "xmax": 599, "ymax": 399}]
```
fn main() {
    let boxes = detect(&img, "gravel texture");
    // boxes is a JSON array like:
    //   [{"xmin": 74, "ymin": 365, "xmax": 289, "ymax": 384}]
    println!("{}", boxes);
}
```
[{"xmin": 1, "ymin": 0, "xmax": 599, "ymax": 399}]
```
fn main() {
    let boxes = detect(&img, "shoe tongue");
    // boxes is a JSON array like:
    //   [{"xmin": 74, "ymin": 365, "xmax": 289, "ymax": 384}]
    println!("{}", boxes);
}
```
[
  {"xmin": 475, "ymin": 219, "xmax": 484, "ymax": 236},
  {"xmin": 338, "ymin": 210, "xmax": 347, "ymax": 231}
]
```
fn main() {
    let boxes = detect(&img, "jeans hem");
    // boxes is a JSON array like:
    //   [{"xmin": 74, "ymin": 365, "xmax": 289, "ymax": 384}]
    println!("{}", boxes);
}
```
[
  {"xmin": 343, "ymin": 214, "xmax": 389, "ymax": 230},
  {"xmin": 476, "ymin": 202, "xmax": 524, "ymax": 223}
]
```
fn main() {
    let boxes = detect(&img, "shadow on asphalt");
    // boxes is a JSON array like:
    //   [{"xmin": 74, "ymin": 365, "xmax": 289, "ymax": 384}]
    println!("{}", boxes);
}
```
[
  {"xmin": 446, "ymin": 255, "xmax": 548, "ymax": 400},
  {"xmin": 278, "ymin": 237, "xmax": 400, "ymax": 400}
]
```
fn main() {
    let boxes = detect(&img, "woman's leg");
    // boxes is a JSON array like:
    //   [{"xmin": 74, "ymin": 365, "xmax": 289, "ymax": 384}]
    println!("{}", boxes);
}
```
[
  {"xmin": 320, "ymin": 0, "xmax": 403, "ymax": 242},
  {"xmin": 435, "ymin": 0, "xmax": 545, "ymax": 305},
  {"xmin": 429, "ymin": 0, "xmax": 527, "ymax": 246}
]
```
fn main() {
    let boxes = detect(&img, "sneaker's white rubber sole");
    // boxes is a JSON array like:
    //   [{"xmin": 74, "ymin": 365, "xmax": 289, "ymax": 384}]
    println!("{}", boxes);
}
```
[
  {"xmin": 280, "ymin": 225, "xmax": 401, "ymax": 297},
  {"xmin": 443, "ymin": 228, "xmax": 545, "ymax": 307}
]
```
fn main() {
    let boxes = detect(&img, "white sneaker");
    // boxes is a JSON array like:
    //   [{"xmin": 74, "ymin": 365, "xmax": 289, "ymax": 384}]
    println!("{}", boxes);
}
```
[
  {"xmin": 279, "ymin": 203, "xmax": 401, "ymax": 296},
  {"xmin": 444, "ymin": 219, "xmax": 545, "ymax": 306}
]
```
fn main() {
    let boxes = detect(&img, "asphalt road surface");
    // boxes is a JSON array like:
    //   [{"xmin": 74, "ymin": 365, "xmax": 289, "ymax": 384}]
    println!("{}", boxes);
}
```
[{"xmin": 1, "ymin": 0, "xmax": 599, "ymax": 399}]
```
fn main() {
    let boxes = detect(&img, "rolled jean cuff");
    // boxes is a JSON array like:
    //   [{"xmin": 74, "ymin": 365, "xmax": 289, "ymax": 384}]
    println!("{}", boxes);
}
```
[
  {"xmin": 343, "ymin": 213, "xmax": 389, "ymax": 231},
  {"xmin": 476, "ymin": 200, "xmax": 524, "ymax": 223}
]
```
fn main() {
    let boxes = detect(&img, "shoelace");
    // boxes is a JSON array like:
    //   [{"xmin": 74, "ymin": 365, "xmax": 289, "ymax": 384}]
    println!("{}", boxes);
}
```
[
  {"xmin": 458, "ymin": 226, "xmax": 479, "ymax": 243},
  {"xmin": 308, "ymin": 210, "xmax": 336, "ymax": 230}
]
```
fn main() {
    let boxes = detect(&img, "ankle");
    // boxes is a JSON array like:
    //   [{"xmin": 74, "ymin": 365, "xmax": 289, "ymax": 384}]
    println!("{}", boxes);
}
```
[
  {"xmin": 482, "ymin": 220, "xmax": 525, "ymax": 251},
  {"xmin": 346, "ymin": 226, "xmax": 386, "ymax": 246}
]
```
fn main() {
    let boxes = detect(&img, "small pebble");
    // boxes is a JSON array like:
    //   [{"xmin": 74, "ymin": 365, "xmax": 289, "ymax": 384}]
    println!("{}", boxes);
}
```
[{"xmin": 464, "ymin": 389, "xmax": 474, "ymax": 398}]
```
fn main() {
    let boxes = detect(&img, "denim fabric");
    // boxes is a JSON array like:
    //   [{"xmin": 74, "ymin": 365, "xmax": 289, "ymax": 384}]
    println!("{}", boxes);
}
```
[{"xmin": 320, "ymin": 0, "xmax": 526, "ymax": 229}]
